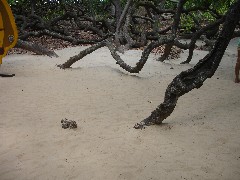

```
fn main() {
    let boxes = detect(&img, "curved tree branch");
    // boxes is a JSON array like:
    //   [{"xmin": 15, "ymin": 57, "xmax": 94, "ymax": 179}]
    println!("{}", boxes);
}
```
[
  {"xmin": 181, "ymin": 17, "xmax": 225, "ymax": 64},
  {"xmin": 134, "ymin": 0, "xmax": 240, "ymax": 129},
  {"xmin": 106, "ymin": 35, "xmax": 174, "ymax": 73}
]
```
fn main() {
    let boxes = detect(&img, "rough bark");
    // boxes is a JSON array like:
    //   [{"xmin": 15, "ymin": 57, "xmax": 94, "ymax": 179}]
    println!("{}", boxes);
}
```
[
  {"xmin": 111, "ymin": 0, "xmax": 122, "ymax": 23},
  {"xmin": 20, "ymin": 29, "xmax": 102, "ymax": 45},
  {"xmin": 12, "ymin": 0, "xmax": 232, "ymax": 64},
  {"xmin": 58, "ymin": 41, "xmax": 107, "ymax": 69},
  {"xmin": 181, "ymin": 18, "xmax": 224, "ymax": 64},
  {"xmin": 200, "ymin": 35, "xmax": 216, "ymax": 49},
  {"xmin": 157, "ymin": 43, "xmax": 173, "ymax": 62},
  {"xmin": 172, "ymin": 0, "xmax": 187, "ymax": 35},
  {"xmin": 106, "ymin": 35, "xmax": 174, "ymax": 73},
  {"xmin": 59, "ymin": 35, "xmax": 174, "ymax": 71},
  {"xmin": 115, "ymin": 0, "xmax": 133, "ymax": 48},
  {"xmin": 16, "ymin": 40, "xmax": 59, "ymax": 57},
  {"xmin": 122, "ymin": 6, "xmax": 135, "ymax": 49},
  {"xmin": 134, "ymin": 0, "xmax": 240, "ymax": 129},
  {"xmin": 158, "ymin": 0, "xmax": 186, "ymax": 62}
]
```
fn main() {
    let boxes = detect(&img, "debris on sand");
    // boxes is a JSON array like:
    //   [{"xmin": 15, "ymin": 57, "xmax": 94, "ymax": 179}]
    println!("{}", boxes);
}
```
[{"xmin": 61, "ymin": 118, "xmax": 77, "ymax": 129}]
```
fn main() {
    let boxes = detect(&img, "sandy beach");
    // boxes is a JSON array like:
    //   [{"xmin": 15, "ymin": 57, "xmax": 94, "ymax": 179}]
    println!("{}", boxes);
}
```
[{"xmin": 0, "ymin": 38, "xmax": 240, "ymax": 180}]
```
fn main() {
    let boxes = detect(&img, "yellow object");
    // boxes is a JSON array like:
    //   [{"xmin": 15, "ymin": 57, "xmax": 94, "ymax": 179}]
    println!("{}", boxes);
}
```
[{"xmin": 0, "ymin": 0, "xmax": 18, "ymax": 64}]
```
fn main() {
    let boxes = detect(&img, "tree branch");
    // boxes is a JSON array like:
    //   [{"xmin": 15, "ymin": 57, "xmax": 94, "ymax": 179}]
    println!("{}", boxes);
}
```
[
  {"xmin": 16, "ymin": 39, "xmax": 59, "ymax": 57},
  {"xmin": 134, "ymin": 0, "xmax": 240, "ymax": 129}
]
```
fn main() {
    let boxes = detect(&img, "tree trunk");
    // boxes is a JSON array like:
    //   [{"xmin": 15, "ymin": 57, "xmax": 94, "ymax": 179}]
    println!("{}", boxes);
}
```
[
  {"xmin": 181, "ymin": 18, "xmax": 224, "ymax": 64},
  {"xmin": 16, "ymin": 40, "xmax": 59, "ymax": 58},
  {"xmin": 115, "ymin": 0, "xmax": 133, "ymax": 48},
  {"xmin": 159, "ymin": 0, "xmax": 186, "ymax": 62},
  {"xmin": 134, "ymin": 0, "xmax": 240, "ymax": 129},
  {"xmin": 58, "ymin": 41, "xmax": 106, "ymax": 69},
  {"xmin": 172, "ymin": 0, "xmax": 187, "ymax": 35},
  {"xmin": 111, "ymin": 0, "xmax": 122, "ymax": 23},
  {"xmin": 106, "ymin": 36, "xmax": 174, "ymax": 73},
  {"xmin": 58, "ymin": 35, "xmax": 174, "ymax": 71},
  {"xmin": 157, "ymin": 43, "xmax": 173, "ymax": 62}
]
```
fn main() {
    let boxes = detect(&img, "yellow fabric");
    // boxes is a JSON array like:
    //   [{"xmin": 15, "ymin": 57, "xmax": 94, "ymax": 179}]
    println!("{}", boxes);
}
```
[{"xmin": 0, "ymin": 0, "xmax": 18, "ymax": 64}]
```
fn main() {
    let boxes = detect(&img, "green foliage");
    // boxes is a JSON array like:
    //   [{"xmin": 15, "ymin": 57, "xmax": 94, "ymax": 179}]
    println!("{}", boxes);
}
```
[
  {"xmin": 7, "ymin": 0, "xmax": 16, "ymax": 5},
  {"xmin": 180, "ymin": 0, "xmax": 237, "ymax": 32},
  {"xmin": 180, "ymin": 14, "xmax": 194, "ymax": 32},
  {"xmin": 7, "ymin": 0, "xmax": 114, "ymax": 19},
  {"xmin": 184, "ymin": 0, "xmax": 237, "ymax": 15},
  {"xmin": 164, "ymin": 0, "xmax": 178, "ymax": 9},
  {"xmin": 7, "ymin": 0, "xmax": 236, "ymax": 30}
]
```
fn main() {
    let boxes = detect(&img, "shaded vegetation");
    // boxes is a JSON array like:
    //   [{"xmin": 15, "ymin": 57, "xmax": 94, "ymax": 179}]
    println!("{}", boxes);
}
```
[{"xmin": 7, "ymin": 0, "xmax": 240, "ymax": 128}]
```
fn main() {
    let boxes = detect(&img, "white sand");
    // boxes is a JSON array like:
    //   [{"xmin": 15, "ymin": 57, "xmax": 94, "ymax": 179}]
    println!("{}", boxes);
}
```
[{"xmin": 1, "ymin": 38, "xmax": 240, "ymax": 180}]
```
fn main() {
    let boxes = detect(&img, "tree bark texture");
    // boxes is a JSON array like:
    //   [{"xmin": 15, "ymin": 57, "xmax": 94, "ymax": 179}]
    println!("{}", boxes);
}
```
[
  {"xmin": 16, "ymin": 40, "xmax": 59, "ymax": 57},
  {"xmin": 172, "ymin": 0, "xmax": 187, "ymax": 35},
  {"xmin": 159, "ymin": 0, "xmax": 186, "ymax": 62},
  {"xmin": 106, "ymin": 35, "xmax": 174, "ymax": 73},
  {"xmin": 181, "ymin": 18, "xmax": 224, "ymax": 64},
  {"xmin": 157, "ymin": 42, "xmax": 173, "ymax": 62},
  {"xmin": 111, "ymin": 0, "xmax": 122, "ymax": 23},
  {"xmin": 115, "ymin": 0, "xmax": 133, "ymax": 47},
  {"xmin": 58, "ymin": 41, "xmax": 106, "ymax": 69},
  {"xmin": 134, "ymin": 0, "xmax": 240, "ymax": 129},
  {"xmin": 59, "ymin": 35, "xmax": 174, "ymax": 71}
]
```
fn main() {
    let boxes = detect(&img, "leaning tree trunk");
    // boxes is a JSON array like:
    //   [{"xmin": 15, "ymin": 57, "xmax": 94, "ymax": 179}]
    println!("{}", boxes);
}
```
[
  {"xmin": 16, "ymin": 40, "xmax": 59, "ymax": 57},
  {"xmin": 58, "ymin": 40, "xmax": 106, "ymax": 69},
  {"xmin": 134, "ymin": 0, "xmax": 240, "ymax": 129}
]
